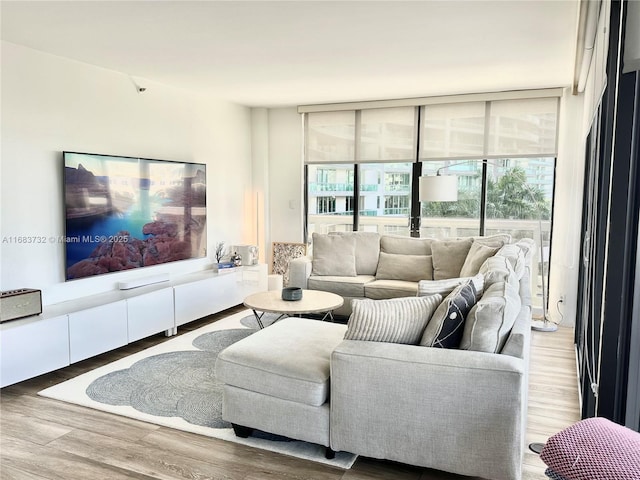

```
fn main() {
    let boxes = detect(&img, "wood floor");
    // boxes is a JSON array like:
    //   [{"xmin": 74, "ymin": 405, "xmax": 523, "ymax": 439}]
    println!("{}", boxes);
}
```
[{"xmin": 0, "ymin": 306, "xmax": 580, "ymax": 480}]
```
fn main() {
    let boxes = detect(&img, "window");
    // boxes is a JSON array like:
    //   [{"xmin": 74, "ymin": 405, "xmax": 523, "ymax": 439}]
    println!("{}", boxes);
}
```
[
  {"xmin": 304, "ymin": 94, "xmax": 559, "ymax": 240},
  {"xmin": 384, "ymin": 195, "xmax": 410, "ymax": 215},
  {"xmin": 316, "ymin": 196, "xmax": 336, "ymax": 214}
]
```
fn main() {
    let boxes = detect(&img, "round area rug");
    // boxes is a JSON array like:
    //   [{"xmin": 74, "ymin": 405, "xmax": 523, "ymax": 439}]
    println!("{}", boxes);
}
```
[
  {"xmin": 240, "ymin": 312, "xmax": 283, "ymax": 329},
  {"xmin": 86, "ymin": 328, "xmax": 255, "ymax": 428}
]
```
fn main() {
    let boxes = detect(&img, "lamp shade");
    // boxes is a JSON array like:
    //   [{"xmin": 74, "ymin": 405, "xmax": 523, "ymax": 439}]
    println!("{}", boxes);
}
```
[{"xmin": 419, "ymin": 175, "xmax": 458, "ymax": 202}]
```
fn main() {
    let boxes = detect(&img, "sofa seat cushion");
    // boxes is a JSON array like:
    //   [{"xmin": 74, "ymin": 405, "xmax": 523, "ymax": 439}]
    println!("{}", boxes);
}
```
[
  {"xmin": 364, "ymin": 279, "xmax": 419, "ymax": 299},
  {"xmin": 215, "ymin": 318, "xmax": 347, "ymax": 407},
  {"xmin": 308, "ymin": 274, "xmax": 375, "ymax": 298}
]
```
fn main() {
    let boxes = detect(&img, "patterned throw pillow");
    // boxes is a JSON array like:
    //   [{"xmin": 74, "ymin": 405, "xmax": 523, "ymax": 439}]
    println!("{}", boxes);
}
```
[
  {"xmin": 420, "ymin": 280, "xmax": 477, "ymax": 349},
  {"xmin": 344, "ymin": 295, "xmax": 442, "ymax": 345}
]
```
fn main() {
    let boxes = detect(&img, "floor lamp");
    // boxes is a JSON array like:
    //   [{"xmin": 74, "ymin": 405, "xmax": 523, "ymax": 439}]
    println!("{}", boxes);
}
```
[{"xmin": 419, "ymin": 168, "xmax": 557, "ymax": 332}]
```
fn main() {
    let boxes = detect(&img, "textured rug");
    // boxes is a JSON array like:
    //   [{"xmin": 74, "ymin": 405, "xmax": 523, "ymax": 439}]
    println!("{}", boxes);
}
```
[{"xmin": 38, "ymin": 310, "xmax": 356, "ymax": 469}]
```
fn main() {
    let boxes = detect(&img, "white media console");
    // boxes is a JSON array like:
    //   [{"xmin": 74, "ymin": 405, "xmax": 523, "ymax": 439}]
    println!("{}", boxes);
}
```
[{"xmin": 0, "ymin": 264, "xmax": 268, "ymax": 388}]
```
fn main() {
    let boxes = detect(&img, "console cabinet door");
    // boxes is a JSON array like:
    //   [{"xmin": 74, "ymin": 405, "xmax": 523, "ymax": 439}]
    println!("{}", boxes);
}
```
[
  {"xmin": 68, "ymin": 301, "xmax": 128, "ymax": 363},
  {"xmin": 0, "ymin": 314, "xmax": 70, "ymax": 388},
  {"xmin": 127, "ymin": 288, "xmax": 175, "ymax": 342},
  {"xmin": 174, "ymin": 277, "xmax": 221, "ymax": 326}
]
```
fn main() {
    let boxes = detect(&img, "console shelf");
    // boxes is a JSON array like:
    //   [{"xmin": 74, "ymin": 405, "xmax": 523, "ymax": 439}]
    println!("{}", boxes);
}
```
[{"xmin": 0, "ymin": 264, "xmax": 267, "ymax": 388}]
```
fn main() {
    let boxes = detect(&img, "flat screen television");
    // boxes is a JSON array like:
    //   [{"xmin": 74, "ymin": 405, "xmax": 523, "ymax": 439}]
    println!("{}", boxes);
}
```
[{"xmin": 63, "ymin": 151, "xmax": 207, "ymax": 281}]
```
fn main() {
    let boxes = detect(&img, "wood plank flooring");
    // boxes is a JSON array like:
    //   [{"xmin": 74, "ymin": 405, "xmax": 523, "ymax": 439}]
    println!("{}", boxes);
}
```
[{"xmin": 0, "ymin": 306, "xmax": 580, "ymax": 480}]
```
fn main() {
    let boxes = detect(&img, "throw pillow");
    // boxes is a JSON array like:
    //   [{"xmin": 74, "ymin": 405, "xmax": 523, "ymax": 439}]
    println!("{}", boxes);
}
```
[
  {"xmin": 459, "ymin": 281, "xmax": 521, "ymax": 353},
  {"xmin": 311, "ymin": 233, "xmax": 357, "ymax": 277},
  {"xmin": 472, "ymin": 233, "xmax": 512, "ymax": 248},
  {"xmin": 329, "ymin": 231, "xmax": 380, "ymax": 275},
  {"xmin": 459, "ymin": 242, "xmax": 500, "ymax": 277},
  {"xmin": 375, "ymin": 252, "xmax": 433, "ymax": 282},
  {"xmin": 431, "ymin": 238, "xmax": 473, "ymax": 280},
  {"xmin": 380, "ymin": 235, "xmax": 433, "ymax": 255},
  {"xmin": 345, "ymin": 295, "xmax": 443, "ymax": 344},
  {"xmin": 417, "ymin": 273, "xmax": 484, "ymax": 299},
  {"xmin": 420, "ymin": 280, "xmax": 477, "ymax": 348}
]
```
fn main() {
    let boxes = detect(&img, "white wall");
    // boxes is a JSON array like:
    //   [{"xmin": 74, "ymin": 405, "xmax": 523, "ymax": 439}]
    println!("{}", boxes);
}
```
[
  {"xmin": 265, "ymin": 107, "xmax": 304, "ymax": 268},
  {"xmin": 0, "ymin": 42, "xmax": 254, "ymax": 305}
]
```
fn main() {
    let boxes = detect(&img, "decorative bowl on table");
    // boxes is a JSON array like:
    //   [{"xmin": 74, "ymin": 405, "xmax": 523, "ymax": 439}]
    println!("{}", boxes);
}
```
[{"xmin": 281, "ymin": 287, "xmax": 303, "ymax": 301}]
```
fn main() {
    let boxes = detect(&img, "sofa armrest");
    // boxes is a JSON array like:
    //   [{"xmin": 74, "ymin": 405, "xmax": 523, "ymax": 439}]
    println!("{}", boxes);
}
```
[
  {"xmin": 330, "ymin": 341, "xmax": 526, "ymax": 480},
  {"xmin": 289, "ymin": 256, "xmax": 312, "ymax": 289}
]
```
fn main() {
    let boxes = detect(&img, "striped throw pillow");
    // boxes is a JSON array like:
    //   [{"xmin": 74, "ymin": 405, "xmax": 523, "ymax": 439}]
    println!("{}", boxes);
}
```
[
  {"xmin": 345, "ymin": 295, "xmax": 442, "ymax": 345},
  {"xmin": 417, "ymin": 273, "xmax": 484, "ymax": 300}
]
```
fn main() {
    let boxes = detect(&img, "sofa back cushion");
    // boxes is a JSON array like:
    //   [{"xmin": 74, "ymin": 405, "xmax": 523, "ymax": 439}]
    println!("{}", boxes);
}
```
[
  {"xmin": 431, "ymin": 238, "xmax": 473, "ymax": 280},
  {"xmin": 420, "ymin": 280, "xmax": 477, "ymax": 348},
  {"xmin": 376, "ymin": 252, "xmax": 433, "ymax": 282},
  {"xmin": 345, "ymin": 295, "xmax": 442, "ymax": 345},
  {"xmin": 380, "ymin": 235, "xmax": 433, "ymax": 255},
  {"xmin": 311, "ymin": 233, "xmax": 357, "ymax": 277},
  {"xmin": 459, "ymin": 281, "xmax": 521, "ymax": 353},
  {"xmin": 496, "ymin": 243, "xmax": 526, "ymax": 279},
  {"xmin": 480, "ymin": 255, "xmax": 520, "ymax": 291},
  {"xmin": 330, "ymin": 231, "xmax": 380, "ymax": 275}
]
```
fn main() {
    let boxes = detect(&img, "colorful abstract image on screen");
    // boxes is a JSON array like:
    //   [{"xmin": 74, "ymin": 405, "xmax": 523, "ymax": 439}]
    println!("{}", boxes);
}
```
[{"xmin": 63, "ymin": 152, "xmax": 207, "ymax": 280}]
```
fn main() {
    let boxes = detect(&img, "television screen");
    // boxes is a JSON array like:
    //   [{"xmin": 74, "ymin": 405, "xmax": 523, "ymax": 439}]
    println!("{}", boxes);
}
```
[{"xmin": 63, "ymin": 152, "xmax": 207, "ymax": 280}]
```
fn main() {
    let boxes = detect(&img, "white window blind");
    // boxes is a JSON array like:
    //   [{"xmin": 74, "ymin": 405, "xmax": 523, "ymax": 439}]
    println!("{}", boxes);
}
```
[
  {"xmin": 306, "ymin": 111, "xmax": 355, "ymax": 164},
  {"xmin": 304, "ymin": 92, "xmax": 560, "ymax": 164},
  {"xmin": 420, "ymin": 102, "xmax": 486, "ymax": 160},
  {"xmin": 359, "ymin": 107, "xmax": 416, "ymax": 163},
  {"xmin": 487, "ymin": 97, "xmax": 559, "ymax": 157}
]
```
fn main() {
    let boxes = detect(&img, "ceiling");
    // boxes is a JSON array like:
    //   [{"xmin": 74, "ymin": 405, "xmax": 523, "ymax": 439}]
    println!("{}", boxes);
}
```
[{"xmin": 1, "ymin": 1, "xmax": 579, "ymax": 107}]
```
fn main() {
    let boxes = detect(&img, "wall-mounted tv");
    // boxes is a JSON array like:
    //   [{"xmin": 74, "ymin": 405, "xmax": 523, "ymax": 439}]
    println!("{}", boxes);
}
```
[{"xmin": 63, "ymin": 152, "xmax": 207, "ymax": 281}]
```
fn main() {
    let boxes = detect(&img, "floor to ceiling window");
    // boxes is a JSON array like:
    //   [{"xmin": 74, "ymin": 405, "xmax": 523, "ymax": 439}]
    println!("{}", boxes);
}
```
[{"xmin": 302, "ymin": 90, "xmax": 561, "ymax": 312}]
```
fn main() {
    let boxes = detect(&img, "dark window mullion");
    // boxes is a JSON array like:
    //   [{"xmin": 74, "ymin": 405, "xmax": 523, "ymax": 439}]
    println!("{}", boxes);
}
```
[{"xmin": 354, "ymin": 111, "xmax": 361, "ymax": 231}]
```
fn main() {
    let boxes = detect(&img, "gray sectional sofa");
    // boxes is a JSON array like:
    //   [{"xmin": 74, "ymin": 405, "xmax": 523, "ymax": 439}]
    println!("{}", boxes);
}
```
[
  {"xmin": 289, "ymin": 232, "xmax": 523, "ymax": 316},
  {"xmin": 216, "ymin": 233, "xmax": 534, "ymax": 480}
]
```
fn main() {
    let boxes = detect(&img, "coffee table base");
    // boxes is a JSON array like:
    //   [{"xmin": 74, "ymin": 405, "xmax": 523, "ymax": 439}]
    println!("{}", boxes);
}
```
[{"xmin": 251, "ymin": 309, "xmax": 335, "ymax": 329}]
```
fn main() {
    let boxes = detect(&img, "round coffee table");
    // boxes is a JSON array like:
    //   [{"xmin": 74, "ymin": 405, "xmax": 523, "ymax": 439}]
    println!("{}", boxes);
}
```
[{"xmin": 244, "ymin": 290, "xmax": 344, "ymax": 329}]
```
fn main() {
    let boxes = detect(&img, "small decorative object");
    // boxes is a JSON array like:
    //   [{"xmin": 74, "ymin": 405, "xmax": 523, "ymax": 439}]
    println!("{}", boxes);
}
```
[
  {"xmin": 217, "ymin": 262, "xmax": 235, "ymax": 269},
  {"xmin": 215, "ymin": 242, "xmax": 226, "ymax": 263},
  {"xmin": 230, "ymin": 251, "xmax": 242, "ymax": 267},
  {"xmin": 281, "ymin": 287, "xmax": 303, "ymax": 301}
]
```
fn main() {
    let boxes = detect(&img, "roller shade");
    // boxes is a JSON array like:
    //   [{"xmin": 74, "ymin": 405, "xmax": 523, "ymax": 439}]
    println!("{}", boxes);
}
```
[{"xmin": 304, "ymin": 92, "xmax": 560, "ymax": 164}]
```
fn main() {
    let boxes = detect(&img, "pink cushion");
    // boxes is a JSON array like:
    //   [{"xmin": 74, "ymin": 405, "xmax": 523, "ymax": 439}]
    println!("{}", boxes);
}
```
[{"xmin": 541, "ymin": 417, "xmax": 640, "ymax": 480}]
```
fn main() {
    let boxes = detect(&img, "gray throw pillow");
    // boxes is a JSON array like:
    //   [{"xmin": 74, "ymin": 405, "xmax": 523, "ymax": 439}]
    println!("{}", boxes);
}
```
[
  {"xmin": 479, "ymin": 255, "xmax": 520, "ymax": 291},
  {"xmin": 311, "ymin": 233, "xmax": 357, "ymax": 277},
  {"xmin": 459, "ymin": 281, "xmax": 521, "ymax": 353},
  {"xmin": 431, "ymin": 238, "xmax": 473, "ymax": 280},
  {"xmin": 420, "ymin": 280, "xmax": 477, "ymax": 348},
  {"xmin": 345, "ymin": 295, "xmax": 442, "ymax": 344},
  {"xmin": 375, "ymin": 252, "xmax": 433, "ymax": 282},
  {"xmin": 472, "ymin": 233, "xmax": 512, "ymax": 248},
  {"xmin": 380, "ymin": 235, "xmax": 433, "ymax": 255},
  {"xmin": 459, "ymin": 242, "xmax": 500, "ymax": 277}
]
